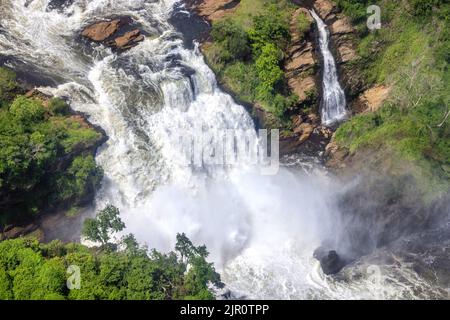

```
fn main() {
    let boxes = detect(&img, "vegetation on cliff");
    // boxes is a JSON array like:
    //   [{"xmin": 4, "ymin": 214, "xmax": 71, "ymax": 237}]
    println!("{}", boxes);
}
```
[
  {"xmin": 333, "ymin": 0, "xmax": 449, "ymax": 199},
  {"xmin": 203, "ymin": 0, "xmax": 299, "ymax": 122},
  {"xmin": 0, "ymin": 206, "xmax": 220, "ymax": 300},
  {"xmin": 0, "ymin": 67, "xmax": 104, "ymax": 226}
]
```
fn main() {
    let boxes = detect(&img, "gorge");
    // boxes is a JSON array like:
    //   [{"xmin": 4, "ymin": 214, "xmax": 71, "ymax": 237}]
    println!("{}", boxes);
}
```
[{"xmin": 0, "ymin": 0, "xmax": 449, "ymax": 300}]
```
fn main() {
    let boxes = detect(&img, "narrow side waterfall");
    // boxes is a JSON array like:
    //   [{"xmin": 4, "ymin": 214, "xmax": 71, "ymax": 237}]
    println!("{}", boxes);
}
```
[
  {"xmin": 310, "ymin": 10, "xmax": 347, "ymax": 125},
  {"xmin": 0, "ymin": 0, "xmax": 442, "ymax": 300}
]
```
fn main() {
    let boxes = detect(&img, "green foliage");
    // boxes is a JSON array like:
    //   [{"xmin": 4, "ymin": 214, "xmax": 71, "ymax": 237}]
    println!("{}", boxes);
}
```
[
  {"xmin": 255, "ymin": 43, "xmax": 284, "ymax": 94},
  {"xmin": 333, "ymin": 0, "xmax": 450, "ymax": 200},
  {"xmin": 54, "ymin": 155, "xmax": 103, "ymax": 203},
  {"xmin": 407, "ymin": 0, "xmax": 446, "ymax": 16},
  {"xmin": 204, "ymin": 0, "xmax": 295, "ymax": 120},
  {"xmin": 222, "ymin": 61, "xmax": 259, "ymax": 103},
  {"xmin": 296, "ymin": 11, "xmax": 311, "ymax": 37},
  {"xmin": 335, "ymin": 0, "xmax": 368, "ymax": 24},
  {"xmin": 0, "ymin": 74, "xmax": 103, "ymax": 224},
  {"xmin": 0, "ymin": 232, "xmax": 220, "ymax": 300},
  {"xmin": 0, "ymin": 68, "xmax": 17, "ymax": 108},
  {"xmin": 0, "ymin": 267, "xmax": 13, "ymax": 299},
  {"xmin": 248, "ymin": 4, "xmax": 291, "ymax": 53},
  {"xmin": 211, "ymin": 19, "xmax": 251, "ymax": 62},
  {"xmin": 48, "ymin": 98, "xmax": 70, "ymax": 116},
  {"xmin": 9, "ymin": 96, "xmax": 45, "ymax": 124},
  {"xmin": 82, "ymin": 205, "xmax": 124, "ymax": 245}
]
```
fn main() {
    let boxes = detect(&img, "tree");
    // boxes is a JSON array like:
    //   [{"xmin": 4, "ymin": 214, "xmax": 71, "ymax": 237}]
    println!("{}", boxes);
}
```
[
  {"xmin": 175, "ymin": 233, "xmax": 194, "ymax": 264},
  {"xmin": 248, "ymin": 4, "xmax": 291, "ymax": 53},
  {"xmin": 121, "ymin": 233, "xmax": 140, "ymax": 255},
  {"xmin": 0, "ymin": 235, "xmax": 219, "ymax": 300},
  {"xmin": 82, "ymin": 205, "xmax": 125, "ymax": 245},
  {"xmin": 0, "ymin": 67, "xmax": 17, "ymax": 108},
  {"xmin": 211, "ymin": 19, "xmax": 251, "ymax": 62},
  {"xmin": 9, "ymin": 96, "xmax": 45, "ymax": 124},
  {"xmin": 255, "ymin": 43, "xmax": 284, "ymax": 94}
]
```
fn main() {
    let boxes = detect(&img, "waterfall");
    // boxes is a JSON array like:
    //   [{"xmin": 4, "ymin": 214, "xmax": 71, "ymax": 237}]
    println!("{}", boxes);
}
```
[
  {"xmin": 310, "ymin": 10, "xmax": 347, "ymax": 125},
  {"xmin": 0, "ymin": 0, "xmax": 440, "ymax": 300}
]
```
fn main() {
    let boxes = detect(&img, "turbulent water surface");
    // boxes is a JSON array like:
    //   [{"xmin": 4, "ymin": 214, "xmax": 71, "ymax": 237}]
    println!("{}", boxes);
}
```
[{"xmin": 0, "ymin": 0, "xmax": 446, "ymax": 299}]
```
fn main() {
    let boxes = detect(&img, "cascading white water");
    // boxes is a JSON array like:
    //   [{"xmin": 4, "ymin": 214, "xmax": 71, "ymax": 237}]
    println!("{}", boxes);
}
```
[
  {"xmin": 310, "ymin": 10, "xmax": 347, "ymax": 125},
  {"xmin": 0, "ymin": 0, "xmax": 442, "ymax": 299}
]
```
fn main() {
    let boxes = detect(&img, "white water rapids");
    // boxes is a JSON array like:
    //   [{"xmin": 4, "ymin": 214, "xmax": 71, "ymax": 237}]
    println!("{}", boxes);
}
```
[
  {"xmin": 0, "ymin": 0, "xmax": 443, "ymax": 299},
  {"xmin": 310, "ymin": 9, "xmax": 347, "ymax": 125}
]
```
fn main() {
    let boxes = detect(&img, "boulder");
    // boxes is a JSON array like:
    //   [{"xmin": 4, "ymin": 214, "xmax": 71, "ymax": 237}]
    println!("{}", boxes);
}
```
[
  {"xmin": 113, "ymin": 29, "xmax": 145, "ymax": 50},
  {"xmin": 81, "ymin": 19, "xmax": 121, "ymax": 42},
  {"xmin": 294, "ymin": 122, "xmax": 314, "ymax": 144},
  {"xmin": 314, "ymin": 247, "xmax": 346, "ymax": 275}
]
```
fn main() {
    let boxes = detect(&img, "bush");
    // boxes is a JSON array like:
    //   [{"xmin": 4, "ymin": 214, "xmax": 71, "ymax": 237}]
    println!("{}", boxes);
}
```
[
  {"xmin": 0, "ymin": 90, "xmax": 104, "ymax": 221},
  {"xmin": 248, "ymin": 4, "xmax": 291, "ymax": 53},
  {"xmin": 407, "ymin": 0, "xmax": 445, "ymax": 16},
  {"xmin": 335, "ymin": 0, "xmax": 368, "ymax": 24},
  {"xmin": 0, "ymin": 68, "xmax": 17, "ymax": 108},
  {"xmin": 9, "ymin": 96, "xmax": 45, "ymax": 124},
  {"xmin": 260, "ymin": 92, "xmax": 298, "ymax": 118},
  {"xmin": 211, "ymin": 19, "xmax": 251, "ymax": 62},
  {"xmin": 223, "ymin": 62, "xmax": 259, "ymax": 103},
  {"xmin": 203, "ymin": 0, "xmax": 298, "ymax": 120},
  {"xmin": 53, "ymin": 155, "xmax": 103, "ymax": 203},
  {"xmin": 48, "ymin": 98, "xmax": 70, "ymax": 116},
  {"xmin": 255, "ymin": 43, "xmax": 284, "ymax": 94},
  {"xmin": 296, "ymin": 11, "xmax": 311, "ymax": 36}
]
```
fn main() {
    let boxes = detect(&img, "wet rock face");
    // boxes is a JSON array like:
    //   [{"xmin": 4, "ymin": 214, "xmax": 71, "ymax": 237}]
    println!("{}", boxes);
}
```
[
  {"xmin": 112, "ymin": 29, "xmax": 145, "ymax": 50},
  {"xmin": 314, "ymin": 247, "xmax": 347, "ymax": 275},
  {"xmin": 81, "ymin": 17, "xmax": 145, "ymax": 51},
  {"xmin": 81, "ymin": 19, "xmax": 122, "ymax": 42}
]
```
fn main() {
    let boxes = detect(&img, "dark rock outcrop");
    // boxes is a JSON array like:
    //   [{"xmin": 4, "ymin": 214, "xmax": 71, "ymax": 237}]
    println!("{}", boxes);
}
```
[{"xmin": 314, "ymin": 247, "xmax": 347, "ymax": 275}]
